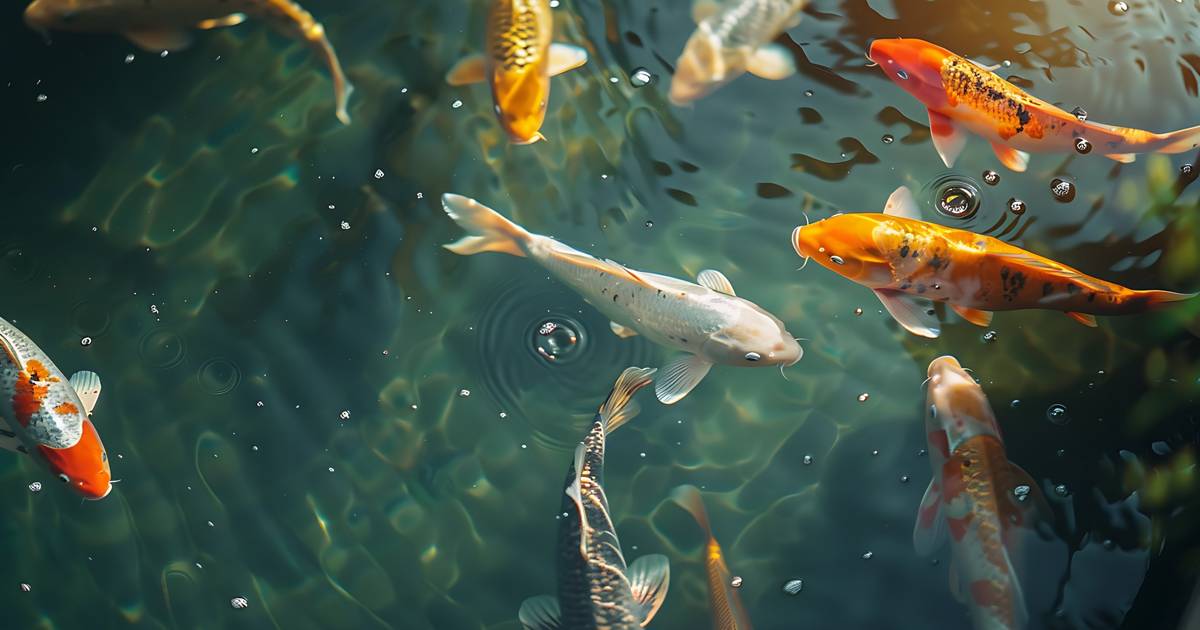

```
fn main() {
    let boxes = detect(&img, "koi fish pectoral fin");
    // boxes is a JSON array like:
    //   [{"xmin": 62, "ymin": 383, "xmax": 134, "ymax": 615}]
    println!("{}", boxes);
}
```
[
  {"xmin": 517, "ymin": 595, "xmax": 561, "ymax": 630},
  {"xmin": 913, "ymin": 478, "xmax": 948, "ymax": 555},
  {"xmin": 951, "ymin": 304, "xmax": 993, "ymax": 327},
  {"xmin": 123, "ymin": 28, "xmax": 195, "ymax": 52},
  {"xmin": 874, "ymin": 289, "xmax": 941, "ymax": 338},
  {"xmin": 610, "ymin": 321, "xmax": 640, "ymax": 338},
  {"xmin": 68, "ymin": 371, "xmax": 102, "ymax": 416},
  {"xmin": 883, "ymin": 185, "xmax": 921, "ymax": 220},
  {"xmin": 1000, "ymin": 462, "xmax": 1054, "ymax": 526},
  {"xmin": 548, "ymin": 44, "xmax": 589, "ymax": 77},
  {"xmin": 746, "ymin": 43, "xmax": 797, "ymax": 80},
  {"xmin": 1104, "ymin": 152, "xmax": 1137, "ymax": 164},
  {"xmin": 697, "ymin": 269, "xmax": 736, "ymax": 296},
  {"xmin": 655, "ymin": 354, "xmax": 713, "ymax": 404},
  {"xmin": 990, "ymin": 141, "xmax": 1030, "ymax": 172},
  {"xmin": 196, "ymin": 13, "xmax": 248, "ymax": 30},
  {"xmin": 628, "ymin": 554, "xmax": 671, "ymax": 626},
  {"xmin": 1065, "ymin": 311, "xmax": 1098, "ymax": 327},
  {"xmin": 928, "ymin": 110, "xmax": 968, "ymax": 168},
  {"xmin": 445, "ymin": 54, "xmax": 487, "ymax": 86}
]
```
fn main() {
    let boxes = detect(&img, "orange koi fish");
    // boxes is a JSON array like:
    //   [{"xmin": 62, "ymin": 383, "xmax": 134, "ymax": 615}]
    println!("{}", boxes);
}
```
[
  {"xmin": 868, "ymin": 38, "xmax": 1200, "ymax": 172},
  {"xmin": 0, "ymin": 317, "xmax": 110, "ymax": 499},
  {"xmin": 791, "ymin": 186, "xmax": 1196, "ymax": 338},
  {"xmin": 669, "ymin": 485, "xmax": 753, "ymax": 630},
  {"xmin": 917, "ymin": 356, "xmax": 1050, "ymax": 630},
  {"xmin": 445, "ymin": 0, "xmax": 588, "ymax": 144}
]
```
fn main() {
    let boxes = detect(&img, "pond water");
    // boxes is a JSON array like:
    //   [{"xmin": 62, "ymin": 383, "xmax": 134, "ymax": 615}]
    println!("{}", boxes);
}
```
[{"xmin": 1, "ymin": 0, "xmax": 1198, "ymax": 628}]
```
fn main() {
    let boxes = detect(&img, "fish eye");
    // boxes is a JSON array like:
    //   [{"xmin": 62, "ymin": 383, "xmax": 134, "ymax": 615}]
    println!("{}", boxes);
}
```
[
  {"xmin": 101, "ymin": 452, "xmax": 107, "ymax": 462},
  {"xmin": 745, "ymin": 352, "xmax": 762, "ymax": 362},
  {"xmin": 896, "ymin": 69, "xmax": 909, "ymax": 80},
  {"xmin": 58, "ymin": 473, "xmax": 69, "ymax": 483}
]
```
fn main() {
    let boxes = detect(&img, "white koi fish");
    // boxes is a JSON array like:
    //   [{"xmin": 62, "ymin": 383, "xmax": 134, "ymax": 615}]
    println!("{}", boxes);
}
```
[
  {"xmin": 0, "ymin": 317, "xmax": 110, "ymax": 499},
  {"xmin": 23, "ymin": 0, "xmax": 354, "ymax": 124},
  {"xmin": 441, "ymin": 194, "xmax": 802, "ymax": 404},
  {"xmin": 670, "ymin": 0, "xmax": 807, "ymax": 105},
  {"xmin": 917, "ymin": 356, "xmax": 1050, "ymax": 630}
]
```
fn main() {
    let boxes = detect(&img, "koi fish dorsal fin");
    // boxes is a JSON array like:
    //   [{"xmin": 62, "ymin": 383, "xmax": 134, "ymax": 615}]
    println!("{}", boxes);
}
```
[
  {"xmin": 697, "ymin": 269, "xmax": 736, "ymax": 296},
  {"xmin": 883, "ymin": 186, "xmax": 921, "ymax": 220},
  {"xmin": 599, "ymin": 367, "xmax": 656, "ymax": 433},
  {"xmin": 0, "ymin": 334, "xmax": 19, "ymax": 367},
  {"xmin": 913, "ymin": 478, "xmax": 948, "ymax": 556},
  {"xmin": 988, "ymin": 250, "xmax": 1112, "ymax": 294},
  {"xmin": 564, "ymin": 443, "xmax": 589, "ymax": 558},
  {"xmin": 517, "ymin": 595, "xmax": 561, "ymax": 630},
  {"xmin": 627, "ymin": 554, "xmax": 671, "ymax": 627}
]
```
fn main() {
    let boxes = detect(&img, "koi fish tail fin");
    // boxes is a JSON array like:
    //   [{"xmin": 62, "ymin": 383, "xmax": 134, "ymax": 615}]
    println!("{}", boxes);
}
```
[
  {"xmin": 668, "ymin": 484, "xmax": 713, "ymax": 538},
  {"xmin": 599, "ymin": 367, "xmax": 656, "ymax": 433},
  {"xmin": 441, "ymin": 194, "xmax": 532, "ymax": 257},
  {"xmin": 1155, "ymin": 124, "xmax": 1200, "ymax": 154},
  {"xmin": 1137, "ymin": 289, "xmax": 1199, "ymax": 309}
]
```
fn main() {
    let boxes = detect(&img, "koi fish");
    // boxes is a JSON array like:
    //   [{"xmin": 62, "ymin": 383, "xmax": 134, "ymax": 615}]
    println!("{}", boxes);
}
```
[
  {"xmin": 868, "ymin": 38, "xmax": 1200, "ymax": 171},
  {"xmin": 791, "ymin": 186, "xmax": 1196, "ymax": 338},
  {"xmin": 519, "ymin": 367, "xmax": 670, "ymax": 630},
  {"xmin": 0, "ymin": 317, "xmax": 110, "ymax": 499},
  {"xmin": 670, "ymin": 0, "xmax": 805, "ymax": 105},
  {"xmin": 917, "ymin": 356, "xmax": 1050, "ymax": 630},
  {"xmin": 445, "ymin": 0, "xmax": 588, "ymax": 144},
  {"xmin": 23, "ymin": 0, "xmax": 354, "ymax": 124},
  {"xmin": 670, "ymin": 485, "xmax": 754, "ymax": 630},
  {"xmin": 442, "ymin": 194, "xmax": 802, "ymax": 403}
]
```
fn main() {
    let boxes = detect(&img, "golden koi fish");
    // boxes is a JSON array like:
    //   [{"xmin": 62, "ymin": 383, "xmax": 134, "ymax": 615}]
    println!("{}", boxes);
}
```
[
  {"xmin": 792, "ymin": 186, "xmax": 1196, "ymax": 338},
  {"xmin": 23, "ymin": 0, "xmax": 354, "ymax": 124},
  {"xmin": 670, "ymin": 485, "xmax": 753, "ymax": 630},
  {"xmin": 918, "ymin": 356, "xmax": 1051, "ymax": 630},
  {"xmin": 445, "ymin": 0, "xmax": 588, "ymax": 144},
  {"xmin": 869, "ymin": 38, "xmax": 1200, "ymax": 171}
]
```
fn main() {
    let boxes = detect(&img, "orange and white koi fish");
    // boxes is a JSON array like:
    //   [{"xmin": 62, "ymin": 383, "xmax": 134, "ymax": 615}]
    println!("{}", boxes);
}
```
[
  {"xmin": 669, "ymin": 0, "xmax": 806, "ymax": 105},
  {"xmin": 0, "ymin": 317, "xmax": 110, "ymax": 500},
  {"xmin": 445, "ymin": 0, "xmax": 588, "ymax": 145},
  {"xmin": 443, "ymin": 194, "xmax": 802, "ymax": 403},
  {"xmin": 917, "ymin": 356, "xmax": 1049, "ymax": 630},
  {"xmin": 868, "ymin": 38, "xmax": 1200, "ymax": 171},
  {"xmin": 23, "ymin": 0, "xmax": 353, "ymax": 124},
  {"xmin": 670, "ymin": 485, "xmax": 753, "ymax": 630},
  {"xmin": 791, "ymin": 186, "xmax": 1196, "ymax": 338}
]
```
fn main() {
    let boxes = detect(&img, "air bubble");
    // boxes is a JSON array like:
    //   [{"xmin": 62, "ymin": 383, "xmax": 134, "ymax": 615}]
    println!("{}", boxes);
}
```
[
  {"xmin": 934, "ymin": 179, "xmax": 981, "ymax": 219},
  {"xmin": 534, "ymin": 319, "xmax": 581, "ymax": 362},
  {"xmin": 630, "ymin": 68, "xmax": 655, "ymax": 87},
  {"xmin": 783, "ymin": 579, "xmax": 804, "ymax": 595},
  {"xmin": 1046, "ymin": 403, "xmax": 1070, "ymax": 425},
  {"xmin": 1074, "ymin": 138, "xmax": 1092, "ymax": 154},
  {"xmin": 982, "ymin": 170, "xmax": 1000, "ymax": 186},
  {"xmin": 1007, "ymin": 198, "xmax": 1027, "ymax": 215},
  {"xmin": 1071, "ymin": 107, "xmax": 1088, "ymax": 121},
  {"xmin": 1051, "ymin": 178, "xmax": 1076, "ymax": 203},
  {"xmin": 882, "ymin": 134, "xmax": 894, "ymax": 144},
  {"xmin": 1108, "ymin": 1, "xmax": 1129, "ymax": 15}
]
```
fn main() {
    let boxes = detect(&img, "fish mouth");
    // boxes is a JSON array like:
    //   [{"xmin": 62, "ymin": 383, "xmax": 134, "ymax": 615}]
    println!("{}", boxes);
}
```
[
  {"xmin": 927, "ymin": 355, "xmax": 963, "ymax": 378},
  {"xmin": 791, "ymin": 226, "xmax": 804, "ymax": 256}
]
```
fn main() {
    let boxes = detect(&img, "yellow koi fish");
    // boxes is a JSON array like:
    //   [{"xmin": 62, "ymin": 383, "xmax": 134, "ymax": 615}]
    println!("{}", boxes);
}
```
[
  {"xmin": 445, "ymin": 0, "xmax": 588, "ymax": 144},
  {"xmin": 869, "ymin": 38, "xmax": 1200, "ymax": 171},
  {"xmin": 23, "ymin": 0, "xmax": 354, "ymax": 124},
  {"xmin": 670, "ymin": 485, "xmax": 753, "ymax": 630}
]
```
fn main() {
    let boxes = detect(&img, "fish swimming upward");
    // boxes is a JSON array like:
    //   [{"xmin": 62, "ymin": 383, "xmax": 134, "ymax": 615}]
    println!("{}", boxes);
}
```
[
  {"xmin": 670, "ymin": 0, "xmax": 806, "ymax": 105},
  {"xmin": 669, "ymin": 485, "xmax": 754, "ymax": 630},
  {"xmin": 442, "ymin": 194, "xmax": 802, "ymax": 404},
  {"xmin": 518, "ymin": 367, "xmax": 670, "ymax": 630},
  {"xmin": 917, "ymin": 356, "xmax": 1050, "ymax": 630},
  {"xmin": 868, "ymin": 38, "xmax": 1200, "ymax": 171},
  {"xmin": 0, "ymin": 317, "xmax": 110, "ymax": 500},
  {"xmin": 445, "ymin": 0, "xmax": 588, "ymax": 144},
  {"xmin": 23, "ymin": 0, "xmax": 354, "ymax": 124},
  {"xmin": 791, "ymin": 186, "xmax": 1196, "ymax": 338}
]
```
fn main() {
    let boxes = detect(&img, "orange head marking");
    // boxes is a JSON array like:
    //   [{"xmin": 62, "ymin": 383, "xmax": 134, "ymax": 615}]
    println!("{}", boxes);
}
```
[
  {"xmin": 926, "ymin": 356, "xmax": 1002, "ymax": 451},
  {"xmin": 868, "ymin": 38, "xmax": 954, "ymax": 109},
  {"xmin": 38, "ymin": 419, "xmax": 111, "ymax": 500},
  {"xmin": 792, "ymin": 214, "xmax": 895, "ymax": 287},
  {"xmin": 492, "ymin": 71, "xmax": 550, "ymax": 144}
]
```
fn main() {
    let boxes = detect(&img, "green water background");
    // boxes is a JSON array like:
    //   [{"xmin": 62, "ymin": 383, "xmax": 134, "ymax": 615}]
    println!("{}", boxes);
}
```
[{"xmin": 0, "ymin": 0, "xmax": 1199, "ymax": 628}]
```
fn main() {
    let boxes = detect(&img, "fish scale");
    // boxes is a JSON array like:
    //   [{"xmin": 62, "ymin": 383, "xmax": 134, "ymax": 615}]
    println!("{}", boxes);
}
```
[
  {"xmin": 490, "ymin": 0, "xmax": 544, "ymax": 70},
  {"xmin": 708, "ymin": 0, "xmax": 804, "ymax": 49}
]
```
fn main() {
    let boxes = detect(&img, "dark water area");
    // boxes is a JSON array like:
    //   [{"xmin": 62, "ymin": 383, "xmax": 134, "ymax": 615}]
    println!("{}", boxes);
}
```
[{"xmin": 0, "ymin": 0, "xmax": 1198, "ymax": 628}]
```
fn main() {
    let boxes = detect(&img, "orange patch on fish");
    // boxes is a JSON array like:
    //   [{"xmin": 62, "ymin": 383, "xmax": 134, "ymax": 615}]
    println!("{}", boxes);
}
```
[
  {"xmin": 54, "ymin": 402, "xmax": 79, "ymax": 415},
  {"xmin": 12, "ymin": 371, "xmax": 48, "ymax": 425},
  {"xmin": 947, "ymin": 514, "xmax": 973, "ymax": 541},
  {"xmin": 942, "ymin": 57, "xmax": 1045, "ymax": 141}
]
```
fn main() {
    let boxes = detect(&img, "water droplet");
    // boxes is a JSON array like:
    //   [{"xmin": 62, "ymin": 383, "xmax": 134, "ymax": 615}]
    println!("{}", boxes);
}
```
[
  {"xmin": 1181, "ymin": 163, "xmax": 1195, "ymax": 177},
  {"xmin": 882, "ymin": 134, "xmax": 894, "ymax": 144},
  {"xmin": 28, "ymin": 482, "xmax": 41, "ymax": 493},
  {"xmin": 830, "ymin": 255, "xmax": 845, "ymax": 265},
  {"xmin": 1046, "ymin": 403, "xmax": 1070, "ymax": 425},
  {"xmin": 1151, "ymin": 441, "xmax": 1172, "ymax": 456},
  {"xmin": 783, "ymin": 579, "xmax": 804, "ymax": 595},
  {"xmin": 124, "ymin": 54, "xmax": 135, "ymax": 64},
  {"xmin": 803, "ymin": 454, "xmax": 813, "ymax": 465},
  {"xmin": 857, "ymin": 393, "xmax": 870, "ymax": 402},
  {"xmin": 982, "ymin": 330, "xmax": 998, "ymax": 343},
  {"xmin": 630, "ymin": 67, "xmax": 655, "ymax": 87},
  {"xmin": 499, "ymin": 412, "xmax": 508, "ymax": 419},
  {"xmin": 730, "ymin": 576, "xmax": 743, "ymax": 588},
  {"xmin": 1108, "ymin": 1, "xmax": 1129, "ymax": 15},
  {"xmin": 861, "ymin": 551, "xmax": 874, "ymax": 560},
  {"xmin": 1050, "ymin": 178, "xmax": 1076, "ymax": 203},
  {"xmin": 19, "ymin": 583, "xmax": 31, "ymax": 593},
  {"xmin": 1054, "ymin": 484, "xmax": 1069, "ymax": 497},
  {"xmin": 230, "ymin": 597, "xmax": 249, "ymax": 609},
  {"xmin": 451, "ymin": 99, "xmax": 463, "ymax": 109},
  {"xmin": 900, "ymin": 475, "xmax": 910, "ymax": 483},
  {"xmin": 1074, "ymin": 137, "xmax": 1092, "ymax": 154},
  {"xmin": 339, "ymin": 410, "xmax": 351, "ymax": 421},
  {"xmin": 854, "ymin": 308, "xmax": 863, "ymax": 316},
  {"xmin": 458, "ymin": 389, "xmax": 471, "ymax": 398},
  {"xmin": 896, "ymin": 70, "xmax": 909, "ymax": 80},
  {"xmin": 1103, "ymin": 539, "xmax": 1116, "ymax": 550},
  {"xmin": 982, "ymin": 170, "xmax": 1000, "ymax": 185},
  {"xmin": 935, "ymin": 182, "xmax": 980, "ymax": 219},
  {"xmin": 340, "ymin": 221, "xmax": 351, "ymax": 231},
  {"xmin": 1013, "ymin": 485, "xmax": 1030, "ymax": 501},
  {"xmin": 1007, "ymin": 198, "xmax": 1027, "ymax": 215},
  {"xmin": 644, "ymin": 220, "xmax": 654, "ymax": 228},
  {"xmin": 533, "ymin": 319, "xmax": 581, "ymax": 362},
  {"xmin": 35, "ymin": 94, "xmax": 47, "ymax": 103},
  {"xmin": 804, "ymin": 90, "xmax": 814, "ymax": 97},
  {"xmin": 871, "ymin": 449, "xmax": 880, "ymax": 456},
  {"xmin": 1071, "ymin": 106, "xmax": 1088, "ymax": 121},
  {"xmin": 374, "ymin": 169, "xmax": 385, "ymax": 179},
  {"xmin": 80, "ymin": 337, "xmax": 92, "ymax": 347}
]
